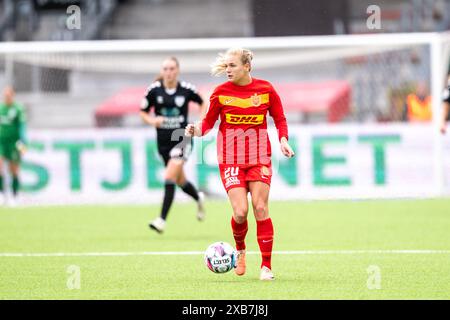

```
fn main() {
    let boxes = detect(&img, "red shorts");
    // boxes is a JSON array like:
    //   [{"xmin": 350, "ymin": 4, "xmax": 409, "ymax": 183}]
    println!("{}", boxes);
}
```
[{"xmin": 218, "ymin": 163, "xmax": 272, "ymax": 192}]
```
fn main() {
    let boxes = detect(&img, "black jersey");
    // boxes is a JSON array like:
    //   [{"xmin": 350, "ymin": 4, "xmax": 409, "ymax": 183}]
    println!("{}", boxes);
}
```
[
  {"xmin": 141, "ymin": 80, "xmax": 203, "ymax": 143},
  {"xmin": 443, "ymin": 85, "xmax": 450, "ymax": 104}
]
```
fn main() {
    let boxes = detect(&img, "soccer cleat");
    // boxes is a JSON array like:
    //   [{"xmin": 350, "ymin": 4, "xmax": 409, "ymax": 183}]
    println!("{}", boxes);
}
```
[
  {"xmin": 149, "ymin": 217, "xmax": 166, "ymax": 233},
  {"xmin": 196, "ymin": 191, "xmax": 206, "ymax": 221},
  {"xmin": 234, "ymin": 250, "xmax": 246, "ymax": 276},
  {"xmin": 259, "ymin": 266, "xmax": 275, "ymax": 281}
]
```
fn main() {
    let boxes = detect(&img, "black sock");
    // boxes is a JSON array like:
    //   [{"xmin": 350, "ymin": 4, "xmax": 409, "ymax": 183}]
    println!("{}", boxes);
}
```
[
  {"xmin": 12, "ymin": 176, "xmax": 19, "ymax": 196},
  {"xmin": 180, "ymin": 181, "xmax": 199, "ymax": 202},
  {"xmin": 0, "ymin": 175, "xmax": 3, "ymax": 193},
  {"xmin": 160, "ymin": 180, "xmax": 176, "ymax": 221}
]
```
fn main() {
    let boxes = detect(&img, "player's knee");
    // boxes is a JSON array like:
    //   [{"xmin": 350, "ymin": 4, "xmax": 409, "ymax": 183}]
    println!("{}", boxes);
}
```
[
  {"xmin": 253, "ymin": 202, "xmax": 268, "ymax": 220},
  {"xmin": 176, "ymin": 175, "xmax": 186, "ymax": 186},
  {"xmin": 164, "ymin": 175, "xmax": 175, "ymax": 183},
  {"xmin": 164, "ymin": 171, "xmax": 177, "ymax": 181},
  {"xmin": 9, "ymin": 167, "xmax": 20, "ymax": 176},
  {"xmin": 233, "ymin": 207, "xmax": 248, "ymax": 223}
]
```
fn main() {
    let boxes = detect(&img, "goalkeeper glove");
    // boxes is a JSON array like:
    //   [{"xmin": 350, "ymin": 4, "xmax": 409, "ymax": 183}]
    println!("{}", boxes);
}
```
[{"xmin": 16, "ymin": 140, "xmax": 27, "ymax": 154}]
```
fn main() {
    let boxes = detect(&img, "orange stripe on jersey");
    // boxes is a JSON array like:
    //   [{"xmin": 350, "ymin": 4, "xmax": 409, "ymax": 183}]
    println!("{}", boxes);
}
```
[
  {"xmin": 225, "ymin": 114, "xmax": 265, "ymax": 124},
  {"xmin": 219, "ymin": 93, "xmax": 269, "ymax": 108}
]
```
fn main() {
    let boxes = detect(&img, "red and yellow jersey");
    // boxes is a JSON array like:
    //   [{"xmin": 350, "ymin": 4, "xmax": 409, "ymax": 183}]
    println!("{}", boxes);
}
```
[{"xmin": 200, "ymin": 78, "xmax": 288, "ymax": 165}]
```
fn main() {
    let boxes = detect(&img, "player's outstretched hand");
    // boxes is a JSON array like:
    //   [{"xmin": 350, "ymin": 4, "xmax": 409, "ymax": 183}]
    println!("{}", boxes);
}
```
[{"xmin": 280, "ymin": 137, "xmax": 295, "ymax": 158}]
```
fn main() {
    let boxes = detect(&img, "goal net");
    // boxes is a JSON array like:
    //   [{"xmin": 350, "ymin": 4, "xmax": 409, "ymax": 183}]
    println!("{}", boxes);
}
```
[
  {"xmin": 0, "ymin": 32, "xmax": 449, "ymax": 204},
  {"xmin": 0, "ymin": 33, "xmax": 449, "ymax": 126}
]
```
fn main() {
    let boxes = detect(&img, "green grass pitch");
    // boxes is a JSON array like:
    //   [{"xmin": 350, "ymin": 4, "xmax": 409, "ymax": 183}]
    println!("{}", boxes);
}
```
[{"xmin": 1, "ymin": 199, "xmax": 450, "ymax": 299}]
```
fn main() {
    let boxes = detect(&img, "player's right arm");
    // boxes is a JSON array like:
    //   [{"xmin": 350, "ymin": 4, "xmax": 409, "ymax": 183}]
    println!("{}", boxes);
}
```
[
  {"xmin": 186, "ymin": 88, "xmax": 221, "ymax": 137},
  {"xmin": 140, "ymin": 111, "xmax": 165, "ymax": 128},
  {"xmin": 17, "ymin": 104, "xmax": 27, "ymax": 154},
  {"xmin": 140, "ymin": 84, "xmax": 165, "ymax": 128},
  {"xmin": 268, "ymin": 84, "xmax": 294, "ymax": 158}
]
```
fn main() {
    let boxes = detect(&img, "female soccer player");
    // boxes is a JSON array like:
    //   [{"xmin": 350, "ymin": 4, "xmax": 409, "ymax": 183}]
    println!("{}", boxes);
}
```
[
  {"xmin": 185, "ymin": 48, "xmax": 295, "ymax": 280},
  {"xmin": 140, "ymin": 57, "xmax": 207, "ymax": 233},
  {"xmin": 0, "ymin": 86, "xmax": 27, "ymax": 207}
]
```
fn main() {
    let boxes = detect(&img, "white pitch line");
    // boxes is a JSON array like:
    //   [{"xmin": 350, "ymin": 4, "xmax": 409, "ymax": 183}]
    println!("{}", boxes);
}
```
[{"xmin": 0, "ymin": 250, "xmax": 449, "ymax": 258}]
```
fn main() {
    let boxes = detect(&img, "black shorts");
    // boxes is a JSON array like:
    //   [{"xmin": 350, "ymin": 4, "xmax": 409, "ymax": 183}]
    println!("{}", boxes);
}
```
[{"xmin": 157, "ymin": 136, "xmax": 193, "ymax": 166}]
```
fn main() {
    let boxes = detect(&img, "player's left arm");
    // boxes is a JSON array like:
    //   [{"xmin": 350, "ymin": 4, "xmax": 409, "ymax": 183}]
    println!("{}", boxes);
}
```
[{"xmin": 268, "ymin": 86, "xmax": 295, "ymax": 158}]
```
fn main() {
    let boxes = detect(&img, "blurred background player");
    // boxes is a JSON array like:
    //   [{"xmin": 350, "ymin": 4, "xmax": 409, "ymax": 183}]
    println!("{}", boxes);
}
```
[
  {"xmin": 441, "ymin": 74, "xmax": 450, "ymax": 134},
  {"xmin": 0, "ymin": 86, "xmax": 27, "ymax": 207},
  {"xmin": 186, "ymin": 48, "xmax": 295, "ymax": 280},
  {"xmin": 140, "ymin": 57, "xmax": 207, "ymax": 233}
]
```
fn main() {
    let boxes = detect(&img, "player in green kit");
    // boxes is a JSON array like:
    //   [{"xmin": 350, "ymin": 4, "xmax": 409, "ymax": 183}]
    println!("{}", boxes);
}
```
[{"xmin": 0, "ymin": 86, "xmax": 27, "ymax": 206}]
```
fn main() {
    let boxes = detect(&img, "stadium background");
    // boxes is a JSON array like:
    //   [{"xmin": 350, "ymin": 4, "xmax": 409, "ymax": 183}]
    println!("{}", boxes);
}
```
[
  {"xmin": 1, "ymin": 0, "xmax": 450, "ymax": 205},
  {"xmin": 1, "ymin": 0, "xmax": 450, "ymax": 301}
]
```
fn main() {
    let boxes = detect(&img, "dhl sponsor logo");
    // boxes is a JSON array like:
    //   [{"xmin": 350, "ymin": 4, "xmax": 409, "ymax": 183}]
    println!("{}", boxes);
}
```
[
  {"xmin": 225, "ymin": 114, "xmax": 265, "ymax": 124},
  {"xmin": 219, "ymin": 93, "xmax": 269, "ymax": 108}
]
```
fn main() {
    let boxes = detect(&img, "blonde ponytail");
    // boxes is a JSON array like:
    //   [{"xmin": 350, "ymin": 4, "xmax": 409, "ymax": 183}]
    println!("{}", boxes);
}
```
[{"xmin": 210, "ymin": 48, "xmax": 253, "ymax": 76}]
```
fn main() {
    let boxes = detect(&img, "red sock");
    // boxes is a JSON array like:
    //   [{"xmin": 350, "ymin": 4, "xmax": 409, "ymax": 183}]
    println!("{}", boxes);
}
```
[
  {"xmin": 256, "ymin": 218, "xmax": 274, "ymax": 270},
  {"xmin": 231, "ymin": 217, "xmax": 248, "ymax": 251}
]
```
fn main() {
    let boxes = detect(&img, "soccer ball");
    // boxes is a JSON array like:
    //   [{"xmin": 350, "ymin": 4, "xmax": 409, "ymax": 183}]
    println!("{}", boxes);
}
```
[{"xmin": 204, "ymin": 241, "xmax": 237, "ymax": 274}]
